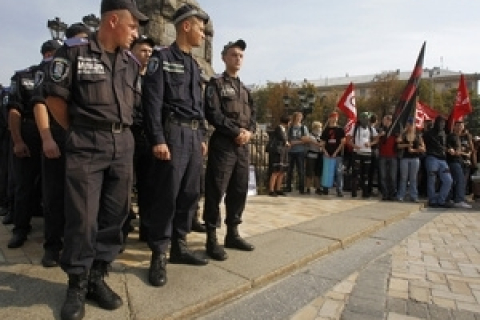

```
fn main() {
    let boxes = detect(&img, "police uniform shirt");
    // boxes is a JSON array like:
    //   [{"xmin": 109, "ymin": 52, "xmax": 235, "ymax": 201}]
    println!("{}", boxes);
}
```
[
  {"xmin": 8, "ymin": 66, "xmax": 36, "ymax": 119},
  {"xmin": 142, "ymin": 42, "xmax": 205, "ymax": 145},
  {"xmin": 30, "ymin": 57, "xmax": 53, "ymax": 109},
  {"xmin": 43, "ymin": 33, "xmax": 141, "ymax": 125},
  {"xmin": 204, "ymin": 72, "xmax": 256, "ymax": 138}
]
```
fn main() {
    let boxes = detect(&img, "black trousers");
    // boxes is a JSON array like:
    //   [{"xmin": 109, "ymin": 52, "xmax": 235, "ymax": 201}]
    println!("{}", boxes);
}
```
[
  {"xmin": 0, "ymin": 129, "xmax": 9, "ymax": 207},
  {"xmin": 147, "ymin": 124, "xmax": 203, "ymax": 253},
  {"xmin": 42, "ymin": 124, "xmax": 66, "ymax": 253},
  {"xmin": 203, "ymin": 132, "xmax": 249, "ymax": 230},
  {"xmin": 12, "ymin": 121, "xmax": 42, "ymax": 236},
  {"xmin": 351, "ymin": 153, "xmax": 371, "ymax": 197},
  {"xmin": 60, "ymin": 127, "xmax": 134, "ymax": 275},
  {"xmin": 132, "ymin": 127, "xmax": 154, "ymax": 232}
]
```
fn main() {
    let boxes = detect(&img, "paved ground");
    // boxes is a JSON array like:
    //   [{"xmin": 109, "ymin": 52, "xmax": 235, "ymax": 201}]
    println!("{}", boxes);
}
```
[
  {"xmin": 1, "ymin": 192, "xmax": 477, "ymax": 320},
  {"xmin": 287, "ymin": 209, "xmax": 480, "ymax": 320}
]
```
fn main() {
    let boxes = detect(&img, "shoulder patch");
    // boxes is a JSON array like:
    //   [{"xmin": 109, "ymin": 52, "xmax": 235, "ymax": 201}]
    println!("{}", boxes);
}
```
[
  {"xmin": 153, "ymin": 45, "xmax": 168, "ymax": 52},
  {"xmin": 64, "ymin": 37, "xmax": 89, "ymax": 47},
  {"xmin": 34, "ymin": 70, "xmax": 45, "ymax": 88},
  {"xmin": 50, "ymin": 57, "xmax": 70, "ymax": 82},
  {"xmin": 147, "ymin": 57, "xmax": 160, "ymax": 75}
]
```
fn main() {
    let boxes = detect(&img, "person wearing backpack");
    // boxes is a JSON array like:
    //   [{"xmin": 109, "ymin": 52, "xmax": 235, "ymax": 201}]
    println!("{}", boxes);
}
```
[
  {"xmin": 347, "ymin": 112, "xmax": 378, "ymax": 198},
  {"xmin": 285, "ymin": 112, "xmax": 310, "ymax": 194}
]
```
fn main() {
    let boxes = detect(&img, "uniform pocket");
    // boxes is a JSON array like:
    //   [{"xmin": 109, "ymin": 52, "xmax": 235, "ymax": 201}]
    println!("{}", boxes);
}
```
[{"xmin": 77, "ymin": 74, "xmax": 111, "ymax": 105}]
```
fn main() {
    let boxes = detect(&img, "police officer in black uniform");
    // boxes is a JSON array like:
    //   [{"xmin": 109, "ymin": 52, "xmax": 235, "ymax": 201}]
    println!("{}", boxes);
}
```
[
  {"xmin": 43, "ymin": 1, "xmax": 148, "ymax": 319},
  {"xmin": 122, "ymin": 35, "xmax": 155, "ymax": 244},
  {"xmin": 142, "ymin": 4, "xmax": 210, "ymax": 287},
  {"xmin": 203, "ymin": 40, "xmax": 256, "ymax": 261},
  {"xmin": 32, "ymin": 24, "xmax": 90, "ymax": 268},
  {"xmin": 0, "ymin": 86, "xmax": 10, "ymax": 217},
  {"xmin": 6, "ymin": 39, "xmax": 62, "ymax": 249},
  {"xmin": 1, "ymin": 86, "xmax": 15, "ymax": 225}
]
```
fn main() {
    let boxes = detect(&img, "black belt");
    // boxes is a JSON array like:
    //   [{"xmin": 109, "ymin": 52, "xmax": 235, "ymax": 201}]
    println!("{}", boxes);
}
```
[
  {"xmin": 168, "ymin": 117, "xmax": 205, "ymax": 130},
  {"xmin": 73, "ymin": 117, "xmax": 130, "ymax": 133}
]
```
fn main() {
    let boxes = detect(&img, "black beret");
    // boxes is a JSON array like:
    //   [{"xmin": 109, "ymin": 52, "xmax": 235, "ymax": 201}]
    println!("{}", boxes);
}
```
[
  {"xmin": 221, "ymin": 39, "xmax": 246, "ymax": 55},
  {"xmin": 172, "ymin": 4, "xmax": 209, "ymax": 25},
  {"xmin": 101, "ymin": 0, "xmax": 149, "ymax": 26},
  {"xmin": 41, "ymin": 39, "xmax": 63, "ymax": 54},
  {"xmin": 65, "ymin": 23, "xmax": 90, "ymax": 39}
]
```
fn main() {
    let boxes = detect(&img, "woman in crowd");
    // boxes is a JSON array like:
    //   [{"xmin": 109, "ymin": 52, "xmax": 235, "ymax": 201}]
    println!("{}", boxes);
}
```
[
  {"xmin": 268, "ymin": 115, "xmax": 290, "ymax": 196},
  {"xmin": 305, "ymin": 121, "xmax": 323, "ymax": 194},
  {"xmin": 396, "ymin": 118, "xmax": 425, "ymax": 202}
]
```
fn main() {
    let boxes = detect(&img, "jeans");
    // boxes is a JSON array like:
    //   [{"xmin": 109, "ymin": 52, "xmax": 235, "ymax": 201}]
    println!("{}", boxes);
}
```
[
  {"xmin": 320, "ymin": 155, "xmax": 344, "ymax": 193},
  {"xmin": 397, "ymin": 157, "xmax": 420, "ymax": 200},
  {"xmin": 425, "ymin": 156, "xmax": 453, "ymax": 205},
  {"xmin": 379, "ymin": 157, "xmax": 397, "ymax": 198},
  {"xmin": 286, "ymin": 152, "xmax": 305, "ymax": 192},
  {"xmin": 448, "ymin": 162, "xmax": 466, "ymax": 203}
]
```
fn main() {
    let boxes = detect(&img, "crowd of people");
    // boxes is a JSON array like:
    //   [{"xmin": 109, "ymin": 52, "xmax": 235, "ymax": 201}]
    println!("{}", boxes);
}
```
[
  {"xmin": 267, "ymin": 110, "xmax": 479, "ymax": 210},
  {"xmin": 0, "ymin": 2, "xmax": 258, "ymax": 320}
]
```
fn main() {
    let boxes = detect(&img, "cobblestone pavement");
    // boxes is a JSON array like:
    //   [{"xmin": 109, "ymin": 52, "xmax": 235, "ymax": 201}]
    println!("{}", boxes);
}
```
[
  {"xmin": 0, "ymin": 194, "xmax": 376, "ymax": 267},
  {"xmin": 290, "ymin": 210, "xmax": 480, "ymax": 320}
]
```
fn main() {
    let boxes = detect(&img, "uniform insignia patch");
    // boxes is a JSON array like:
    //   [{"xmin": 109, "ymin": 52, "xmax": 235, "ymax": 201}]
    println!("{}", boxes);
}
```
[
  {"xmin": 50, "ymin": 58, "xmax": 70, "ymax": 82},
  {"xmin": 2, "ymin": 94, "xmax": 8, "ymax": 106},
  {"xmin": 77, "ymin": 57, "xmax": 105, "ymax": 75},
  {"xmin": 147, "ymin": 57, "xmax": 160, "ymax": 75},
  {"xmin": 34, "ymin": 70, "xmax": 45, "ymax": 88}
]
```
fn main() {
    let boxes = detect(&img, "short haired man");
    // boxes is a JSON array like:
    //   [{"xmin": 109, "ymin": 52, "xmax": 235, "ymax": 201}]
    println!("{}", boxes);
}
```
[
  {"xmin": 6, "ymin": 39, "xmax": 62, "ymax": 249},
  {"xmin": 122, "ymin": 35, "xmax": 155, "ymax": 244},
  {"xmin": 142, "ymin": 4, "xmax": 210, "ymax": 287},
  {"xmin": 43, "ymin": 0, "xmax": 147, "ymax": 318},
  {"xmin": 203, "ymin": 39, "xmax": 256, "ymax": 261}
]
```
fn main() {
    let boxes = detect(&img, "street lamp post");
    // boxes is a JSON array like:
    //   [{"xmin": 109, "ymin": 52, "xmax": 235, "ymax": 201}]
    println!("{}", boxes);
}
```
[
  {"xmin": 47, "ymin": 17, "xmax": 67, "ymax": 40},
  {"xmin": 426, "ymin": 67, "xmax": 440, "ymax": 107},
  {"xmin": 82, "ymin": 14, "xmax": 100, "ymax": 32},
  {"xmin": 298, "ymin": 90, "xmax": 316, "ymax": 125}
]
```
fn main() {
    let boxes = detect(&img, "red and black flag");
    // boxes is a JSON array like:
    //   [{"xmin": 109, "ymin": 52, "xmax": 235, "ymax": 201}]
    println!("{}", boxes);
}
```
[
  {"xmin": 387, "ymin": 42, "xmax": 426, "ymax": 136},
  {"xmin": 447, "ymin": 74, "xmax": 472, "ymax": 132}
]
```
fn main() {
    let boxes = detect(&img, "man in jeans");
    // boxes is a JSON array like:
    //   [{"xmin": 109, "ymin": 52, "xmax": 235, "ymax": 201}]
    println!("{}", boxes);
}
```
[
  {"xmin": 423, "ymin": 116, "xmax": 453, "ymax": 208},
  {"xmin": 286, "ymin": 112, "xmax": 309, "ymax": 194},
  {"xmin": 377, "ymin": 115, "xmax": 398, "ymax": 200},
  {"xmin": 446, "ymin": 120, "xmax": 472, "ymax": 208}
]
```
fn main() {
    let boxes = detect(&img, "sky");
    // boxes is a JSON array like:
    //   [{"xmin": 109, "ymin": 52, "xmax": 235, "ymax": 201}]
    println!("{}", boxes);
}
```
[{"xmin": 1, "ymin": 0, "xmax": 479, "ymax": 86}]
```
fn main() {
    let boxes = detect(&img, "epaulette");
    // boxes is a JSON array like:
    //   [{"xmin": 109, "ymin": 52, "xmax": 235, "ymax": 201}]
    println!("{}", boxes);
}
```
[
  {"xmin": 153, "ymin": 45, "xmax": 168, "ymax": 52},
  {"xmin": 64, "ymin": 37, "xmax": 89, "ymax": 47},
  {"xmin": 126, "ymin": 51, "xmax": 141, "ymax": 67}
]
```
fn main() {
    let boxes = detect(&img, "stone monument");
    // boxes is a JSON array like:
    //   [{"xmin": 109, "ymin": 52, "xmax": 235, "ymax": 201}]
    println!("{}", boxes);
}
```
[{"xmin": 136, "ymin": 0, "xmax": 215, "ymax": 77}]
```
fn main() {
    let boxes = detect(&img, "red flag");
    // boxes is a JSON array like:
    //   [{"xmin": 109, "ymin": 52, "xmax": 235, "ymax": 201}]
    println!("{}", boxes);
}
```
[
  {"xmin": 388, "ymin": 42, "xmax": 426, "ymax": 136},
  {"xmin": 337, "ymin": 82, "xmax": 357, "ymax": 120},
  {"xmin": 447, "ymin": 74, "xmax": 472, "ymax": 131},
  {"xmin": 415, "ymin": 101, "xmax": 439, "ymax": 129}
]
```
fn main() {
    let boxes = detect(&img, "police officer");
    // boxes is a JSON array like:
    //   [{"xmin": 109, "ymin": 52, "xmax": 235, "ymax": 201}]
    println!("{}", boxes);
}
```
[
  {"xmin": 1, "ymin": 86, "xmax": 15, "ymax": 225},
  {"xmin": 142, "ymin": 4, "xmax": 210, "ymax": 287},
  {"xmin": 122, "ymin": 35, "xmax": 155, "ymax": 244},
  {"xmin": 0, "ymin": 86, "xmax": 10, "ymax": 217},
  {"xmin": 6, "ymin": 39, "xmax": 61, "ymax": 249},
  {"xmin": 203, "ymin": 40, "xmax": 256, "ymax": 261},
  {"xmin": 32, "ymin": 24, "xmax": 90, "ymax": 268},
  {"xmin": 43, "ymin": 1, "xmax": 148, "ymax": 319}
]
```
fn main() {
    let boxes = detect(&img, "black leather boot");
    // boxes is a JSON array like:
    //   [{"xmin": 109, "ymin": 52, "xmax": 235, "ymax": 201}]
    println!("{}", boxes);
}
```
[
  {"xmin": 206, "ymin": 228, "xmax": 228, "ymax": 261},
  {"xmin": 61, "ymin": 273, "xmax": 88, "ymax": 320},
  {"xmin": 191, "ymin": 218, "xmax": 206, "ymax": 233},
  {"xmin": 86, "ymin": 260, "xmax": 123, "ymax": 310},
  {"xmin": 169, "ymin": 238, "xmax": 208, "ymax": 265},
  {"xmin": 2, "ymin": 210, "xmax": 13, "ymax": 225},
  {"xmin": 225, "ymin": 225, "xmax": 255, "ymax": 251},
  {"xmin": 148, "ymin": 252, "xmax": 167, "ymax": 287}
]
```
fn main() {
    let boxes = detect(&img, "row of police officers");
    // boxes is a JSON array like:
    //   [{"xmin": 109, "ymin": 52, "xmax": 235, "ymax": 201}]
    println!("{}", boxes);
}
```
[{"xmin": 1, "ymin": 1, "xmax": 256, "ymax": 320}]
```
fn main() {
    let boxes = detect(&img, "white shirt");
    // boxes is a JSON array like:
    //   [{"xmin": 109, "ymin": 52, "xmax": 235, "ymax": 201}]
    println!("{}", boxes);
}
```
[{"xmin": 348, "ymin": 125, "xmax": 378, "ymax": 154}]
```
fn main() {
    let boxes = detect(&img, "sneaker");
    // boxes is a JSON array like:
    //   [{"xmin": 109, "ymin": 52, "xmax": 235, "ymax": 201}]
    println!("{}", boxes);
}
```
[
  {"xmin": 337, "ymin": 191, "xmax": 344, "ymax": 197},
  {"xmin": 439, "ymin": 202, "xmax": 454, "ymax": 208},
  {"xmin": 454, "ymin": 201, "xmax": 472, "ymax": 209},
  {"xmin": 315, "ymin": 189, "xmax": 322, "ymax": 195},
  {"xmin": 397, "ymin": 198, "xmax": 404, "ymax": 202},
  {"xmin": 268, "ymin": 191, "xmax": 277, "ymax": 197},
  {"xmin": 275, "ymin": 191, "xmax": 287, "ymax": 196}
]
